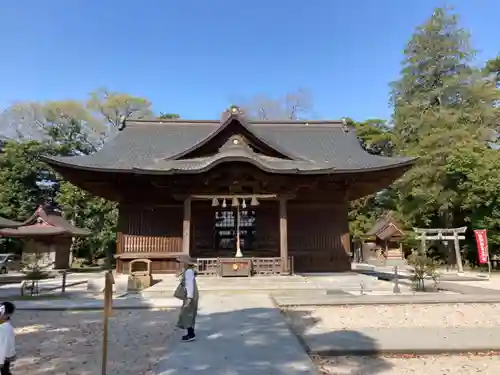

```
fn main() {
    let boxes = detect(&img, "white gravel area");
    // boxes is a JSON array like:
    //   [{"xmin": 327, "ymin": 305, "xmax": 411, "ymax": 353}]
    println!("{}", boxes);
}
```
[
  {"xmin": 285, "ymin": 303, "xmax": 500, "ymax": 329},
  {"xmin": 11, "ymin": 309, "xmax": 179, "ymax": 375},
  {"xmin": 316, "ymin": 355, "xmax": 500, "ymax": 374}
]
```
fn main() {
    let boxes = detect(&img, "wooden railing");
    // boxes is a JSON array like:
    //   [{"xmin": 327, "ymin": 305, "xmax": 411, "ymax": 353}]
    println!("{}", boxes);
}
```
[
  {"xmin": 117, "ymin": 233, "xmax": 182, "ymax": 254},
  {"xmin": 195, "ymin": 257, "xmax": 293, "ymax": 276}
]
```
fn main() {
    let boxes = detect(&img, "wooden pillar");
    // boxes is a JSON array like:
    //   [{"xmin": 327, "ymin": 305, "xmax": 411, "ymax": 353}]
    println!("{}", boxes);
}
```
[
  {"xmin": 279, "ymin": 197, "xmax": 289, "ymax": 275},
  {"xmin": 182, "ymin": 197, "xmax": 191, "ymax": 255}
]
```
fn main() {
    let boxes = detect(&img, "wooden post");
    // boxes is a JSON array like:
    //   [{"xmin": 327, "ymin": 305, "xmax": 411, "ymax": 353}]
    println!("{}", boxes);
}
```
[
  {"xmin": 101, "ymin": 270, "xmax": 114, "ymax": 375},
  {"xmin": 182, "ymin": 197, "xmax": 191, "ymax": 255},
  {"xmin": 453, "ymin": 231, "xmax": 464, "ymax": 273},
  {"xmin": 61, "ymin": 270, "xmax": 67, "ymax": 293},
  {"xmin": 279, "ymin": 197, "xmax": 288, "ymax": 275}
]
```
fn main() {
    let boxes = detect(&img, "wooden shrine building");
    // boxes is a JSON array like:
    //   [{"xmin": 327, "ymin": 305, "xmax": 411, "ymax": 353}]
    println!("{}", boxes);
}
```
[
  {"xmin": 42, "ymin": 107, "xmax": 415, "ymax": 275},
  {"xmin": 0, "ymin": 205, "xmax": 90, "ymax": 269},
  {"xmin": 363, "ymin": 212, "xmax": 407, "ymax": 266}
]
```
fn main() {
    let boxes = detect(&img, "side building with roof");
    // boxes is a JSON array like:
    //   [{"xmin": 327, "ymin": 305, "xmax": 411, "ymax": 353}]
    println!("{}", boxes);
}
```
[
  {"xmin": 0, "ymin": 205, "xmax": 90, "ymax": 270},
  {"xmin": 42, "ymin": 106, "xmax": 416, "ymax": 275}
]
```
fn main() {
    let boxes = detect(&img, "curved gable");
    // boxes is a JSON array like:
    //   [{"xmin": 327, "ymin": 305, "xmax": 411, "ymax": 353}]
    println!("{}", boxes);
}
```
[{"xmin": 167, "ymin": 107, "xmax": 304, "ymax": 161}]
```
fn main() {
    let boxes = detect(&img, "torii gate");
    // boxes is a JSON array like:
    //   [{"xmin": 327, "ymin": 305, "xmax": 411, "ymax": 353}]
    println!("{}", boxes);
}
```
[{"xmin": 414, "ymin": 227, "xmax": 466, "ymax": 273}]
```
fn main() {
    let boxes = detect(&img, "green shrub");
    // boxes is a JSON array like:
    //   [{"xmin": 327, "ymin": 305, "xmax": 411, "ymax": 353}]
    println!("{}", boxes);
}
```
[{"xmin": 407, "ymin": 251, "xmax": 442, "ymax": 291}]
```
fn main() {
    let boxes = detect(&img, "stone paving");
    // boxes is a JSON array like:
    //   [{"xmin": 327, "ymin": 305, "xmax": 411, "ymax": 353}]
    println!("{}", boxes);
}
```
[
  {"xmin": 11, "ymin": 309, "xmax": 178, "ymax": 375},
  {"xmin": 154, "ymin": 293, "xmax": 318, "ymax": 375}
]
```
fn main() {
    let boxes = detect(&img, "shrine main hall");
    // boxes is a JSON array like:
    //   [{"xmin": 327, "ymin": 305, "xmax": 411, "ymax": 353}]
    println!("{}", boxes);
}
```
[{"xmin": 43, "ymin": 107, "xmax": 415, "ymax": 275}]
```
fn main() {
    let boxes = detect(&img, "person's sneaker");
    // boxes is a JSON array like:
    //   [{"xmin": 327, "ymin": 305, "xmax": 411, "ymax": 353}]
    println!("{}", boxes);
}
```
[{"xmin": 182, "ymin": 333, "xmax": 196, "ymax": 342}]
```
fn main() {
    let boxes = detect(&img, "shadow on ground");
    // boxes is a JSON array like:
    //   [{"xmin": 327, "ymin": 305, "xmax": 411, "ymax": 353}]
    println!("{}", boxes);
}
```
[
  {"xmin": 152, "ymin": 306, "xmax": 393, "ymax": 375},
  {"xmin": 12, "ymin": 308, "xmax": 180, "ymax": 375},
  {"xmin": 284, "ymin": 308, "xmax": 393, "ymax": 375}
]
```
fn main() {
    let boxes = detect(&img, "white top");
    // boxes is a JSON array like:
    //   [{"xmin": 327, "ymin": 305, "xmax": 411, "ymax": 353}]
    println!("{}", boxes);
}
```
[
  {"xmin": 0, "ymin": 321, "xmax": 15, "ymax": 365},
  {"xmin": 184, "ymin": 268, "xmax": 195, "ymax": 299}
]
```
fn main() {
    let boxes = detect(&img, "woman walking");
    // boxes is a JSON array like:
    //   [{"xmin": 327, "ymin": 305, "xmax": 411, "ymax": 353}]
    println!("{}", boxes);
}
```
[{"xmin": 174, "ymin": 255, "xmax": 199, "ymax": 342}]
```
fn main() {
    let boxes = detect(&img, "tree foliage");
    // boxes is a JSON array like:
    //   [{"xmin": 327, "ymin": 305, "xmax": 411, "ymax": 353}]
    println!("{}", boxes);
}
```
[
  {"xmin": 0, "ymin": 140, "xmax": 56, "ymax": 220},
  {"xmin": 349, "ymin": 7, "xmax": 500, "ymax": 265},
  {"xmin": 0, "ymin": 88, "xmax": 169, "ymax": 264},
  {"xmin": 391, "ymin": 7, "xmax": 499, "ymax": 233},
  {"xmin": 158, "ymin": 112, "xmax": 181, "ymax": 119},
  {"xmin": 56, "ymin": 182, "xmax": 117, "ymax": 263}
]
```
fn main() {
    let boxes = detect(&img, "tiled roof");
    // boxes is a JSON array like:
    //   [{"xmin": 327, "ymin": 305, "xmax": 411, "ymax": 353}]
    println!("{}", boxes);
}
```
[
  {"xmin": 0, "ymin": 206, "xmax": 90, "ymax": 237},
  {"xmin": 42, "ymin": 114, "xmax": 416, "ymax": 175},
  {"xmin": 366, "ymin": 212, "xmax": 405, "ymax": 239},
  {"xmin": 0, "ymin": 217, "xmax": 22, "ymax": 229}
]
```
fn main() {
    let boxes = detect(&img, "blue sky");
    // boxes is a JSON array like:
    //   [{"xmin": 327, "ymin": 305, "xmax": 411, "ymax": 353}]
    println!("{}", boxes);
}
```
[{"xmin": 0, "ymin": 0, "xmax": 498, "ymax": 121}]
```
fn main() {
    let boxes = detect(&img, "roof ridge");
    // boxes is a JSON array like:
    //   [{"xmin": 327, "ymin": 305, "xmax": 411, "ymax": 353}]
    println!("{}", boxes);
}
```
[{"xmin": 126, "ymin": 119, "xmax": 346, "ymax": 128}]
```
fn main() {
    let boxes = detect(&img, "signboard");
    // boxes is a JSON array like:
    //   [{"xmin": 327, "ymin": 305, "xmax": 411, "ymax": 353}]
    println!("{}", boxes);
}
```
[{"xmin": 474, "ymin": 229, "xmax": 489, "ymax": 264}]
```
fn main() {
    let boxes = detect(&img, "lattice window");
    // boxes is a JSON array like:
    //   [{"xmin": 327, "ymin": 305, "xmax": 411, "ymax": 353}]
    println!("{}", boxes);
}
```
[
  {"xmin": 214, "ymin": 209, "xmax": 257, "ymax": 250},
  {"xmin": 215, "ymin": 210, "xmax": 235, "ymax": 250}
]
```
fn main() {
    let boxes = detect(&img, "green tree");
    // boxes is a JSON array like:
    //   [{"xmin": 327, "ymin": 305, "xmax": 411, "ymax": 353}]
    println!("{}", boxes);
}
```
[
  {"xmin": 446, "ymin": 144, "xmax": 500, "ymax": 261},
  {"xmin": 0, "ymin": 90, "xmax": 151, "ymax": 265},
  {"xmin": 158, "ymin": 112, "xmax": 180, "ymax": 119},
  {"xmin": 484, "ymin": 55, "xmax": 500, "ymax": 85},
  {"xmin": 0, "ymin": 140, "xmax": 56, "ymax": 220},
  {"xmin": 56, "ymin": 182, "xmax": 117, "ymax": 265},
  {"xmin": 87, "ymin": 88, "xmax": 154, "ymax": 129},
  {"xmin": 348, "ymin": 119, "xmax": 398, "ymax": 239},
  {"xmin": 352, "ymin": 118, "xmax": 397, "ymax": 157},
  {"xmin": 391, "ymin": 6, "xmax": 499, "ymax": 231},
  {"xmin": 391, "ymin": 7, "xmax": 476, "ymax": 149}
]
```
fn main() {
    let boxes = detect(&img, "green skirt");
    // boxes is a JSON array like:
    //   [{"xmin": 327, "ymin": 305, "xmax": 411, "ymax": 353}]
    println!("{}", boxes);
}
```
[{"xmin": 177, "ymin": 297, "xmax": 198, "ymax": 329}]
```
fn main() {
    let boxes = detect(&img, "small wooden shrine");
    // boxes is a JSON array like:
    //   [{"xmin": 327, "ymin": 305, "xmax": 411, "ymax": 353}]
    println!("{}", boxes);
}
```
[
  {"xmin": 0, "ymin": 205, "xmax": 90, "ymax": 269},
  {"xmin": 363, "ymin": 212, "xmax": 406, "ymax": 266},
  {"xmin": 42, "ymin": 106, "xmax": 416, "ymax": 274}
]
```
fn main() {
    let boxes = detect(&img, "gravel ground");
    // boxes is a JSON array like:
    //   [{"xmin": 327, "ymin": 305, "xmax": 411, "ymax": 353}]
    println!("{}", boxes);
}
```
[
  {"xmin": 10, "ymin": 309, "xmax": 179, "ymax": 375},
  {"xmin": 285, "ymin": 303, "xmax": 500, "ymax": 330},
  {"xmin": 284, "ymin": 304, "xmax": 500, "ymax": 374},
  {"xmin": 315, "ymin": 354, "xmax": 500, "ymax": 374}
]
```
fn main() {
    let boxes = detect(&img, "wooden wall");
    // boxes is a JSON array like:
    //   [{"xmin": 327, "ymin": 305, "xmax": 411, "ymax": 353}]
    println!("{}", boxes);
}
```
[
  {"xmin": 22, "ymin": 237, "xmax": 72, "ymax": 270},
  {"xmin": 116, "ymin": 205, "xmax": 183, "ymax": 273},
  {"xmin": 115, "ymin": 198, "xmax": 351, "ymax": 274},
  {"xmin": 288, "ymin": 201, "xmax": 351, "ymax": 272}
]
